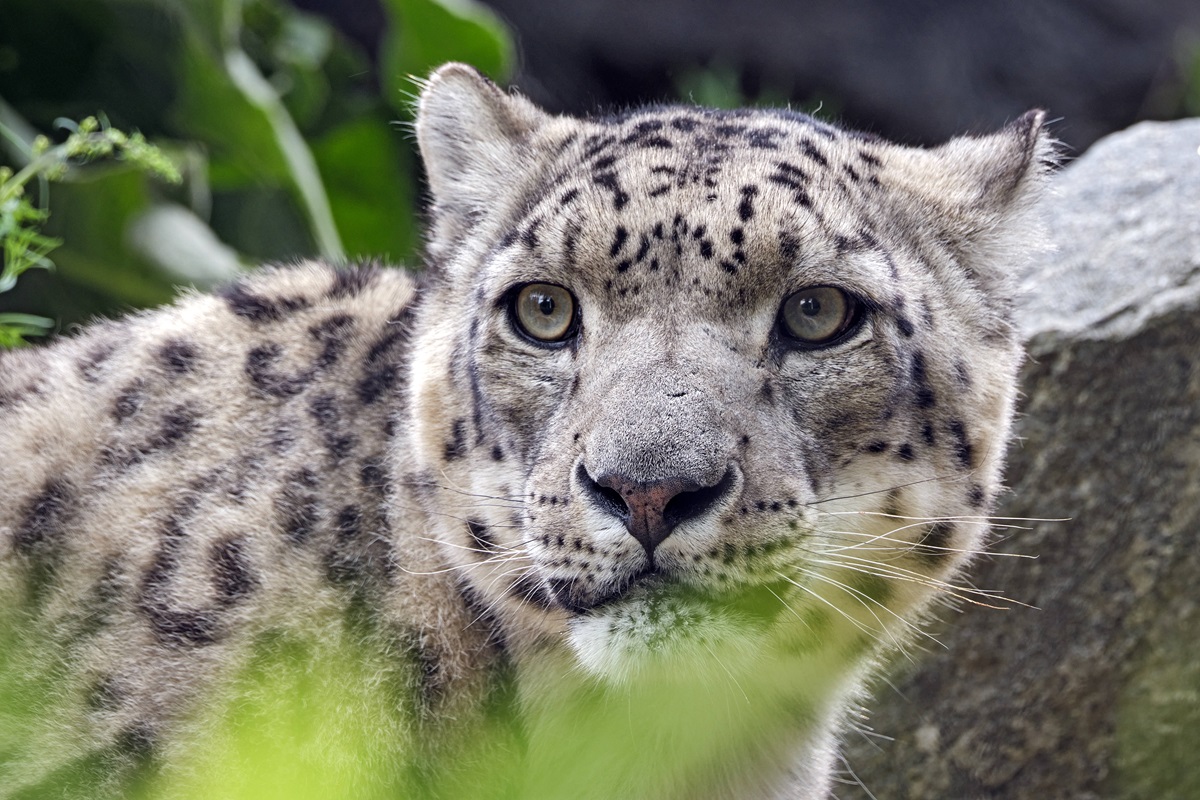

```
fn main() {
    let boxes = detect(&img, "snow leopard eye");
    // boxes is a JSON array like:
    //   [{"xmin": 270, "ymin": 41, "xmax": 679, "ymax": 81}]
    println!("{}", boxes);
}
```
[
  {"xmin": 779, "ymin": 286, "xmax": 861, "ymax": 346},
  {"xmin": 510, "ymin": 283, "xmax": 578, "ymax": 343}
]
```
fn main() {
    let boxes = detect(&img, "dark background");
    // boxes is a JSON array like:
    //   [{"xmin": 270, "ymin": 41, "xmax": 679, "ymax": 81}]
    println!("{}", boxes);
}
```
[{"xmin": 301, "ymin": 0, "xmax": 1200, "ymax": 151}]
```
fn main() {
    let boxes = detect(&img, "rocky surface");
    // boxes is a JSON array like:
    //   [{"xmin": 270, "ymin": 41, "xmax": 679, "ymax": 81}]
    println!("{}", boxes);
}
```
[{"xmin": 837, "ymin": 119, "xmax": 1200, "ymax": 798}]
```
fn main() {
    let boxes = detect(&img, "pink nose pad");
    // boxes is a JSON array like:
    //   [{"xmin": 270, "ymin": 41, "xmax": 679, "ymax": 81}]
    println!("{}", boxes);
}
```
[{"xmin": 578, "ymin": 465, "xmax": 735, "ymax": 557}]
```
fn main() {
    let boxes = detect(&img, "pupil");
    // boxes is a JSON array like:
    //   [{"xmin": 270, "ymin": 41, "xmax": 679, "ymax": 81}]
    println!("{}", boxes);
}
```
[
  {"xmin": 800, "ymin": 296, "xmax": 821, "ymax": 317},
  {"xmin": 537, "ymin": 295, "xmax": 555, "ymax": 315}
]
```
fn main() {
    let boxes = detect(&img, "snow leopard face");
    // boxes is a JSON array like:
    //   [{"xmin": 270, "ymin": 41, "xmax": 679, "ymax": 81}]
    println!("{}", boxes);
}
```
[{"xmin": 409, "ymin": 65, "xmax": 1049, "ymax": 684}]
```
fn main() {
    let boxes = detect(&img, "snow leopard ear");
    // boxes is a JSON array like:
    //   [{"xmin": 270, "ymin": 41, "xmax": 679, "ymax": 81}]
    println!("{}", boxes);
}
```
[
  {"xmin": 891, "ymin": 110, "xmax": 1058, "ymax": 273},
  {"xmin": 416, "ymin": 63, "xmax": 551, "ymax": 243},
  {"xmin": 930, "ymin": 110, "xmax": 1055, "ymax": 217}
]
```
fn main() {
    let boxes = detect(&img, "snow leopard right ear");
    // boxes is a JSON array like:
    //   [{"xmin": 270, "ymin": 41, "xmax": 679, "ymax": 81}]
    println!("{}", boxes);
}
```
[{"xmin": 416, "ymin": 64, "xmax": 551, "ymax": 247}]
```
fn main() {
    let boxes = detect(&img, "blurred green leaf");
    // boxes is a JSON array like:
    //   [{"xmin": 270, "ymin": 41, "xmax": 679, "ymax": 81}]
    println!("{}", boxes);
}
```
[
  {"xmin": 40, "ymin": 167, "xmax": 178, "ymax": 310},
  {"xmin": 380, "ymin": 0, "xmax": 513, "ymax": 116},
  {"xmin": 0, "ymin": 312, "xmax": 53, "ymax": 347},
  {"xmin": 312, "ymin": 115, "xmax": 420, "ymax": 260},
  {"xmin": 171, "ymin": 30, "xmax": 292, "ymax": 188}
]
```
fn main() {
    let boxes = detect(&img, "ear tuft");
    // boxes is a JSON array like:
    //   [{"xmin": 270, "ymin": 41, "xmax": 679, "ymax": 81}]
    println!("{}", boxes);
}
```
[
  {"xmin": 925, "ymin": 109, "xmax": 1058, "ymax": 223},
  {"xmin": 884, "ymin": 111, "xmax": 1058, "ymax": 294},
  {"xmin": 416, "ymin": 63, "xmax": 549, "ymax": 224}
]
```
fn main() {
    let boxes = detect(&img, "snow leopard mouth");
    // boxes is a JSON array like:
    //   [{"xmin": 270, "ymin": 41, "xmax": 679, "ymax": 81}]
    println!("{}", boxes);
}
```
[{"xmin": 554, "ymin": 572, "xmax": 793, "ymax": 626}]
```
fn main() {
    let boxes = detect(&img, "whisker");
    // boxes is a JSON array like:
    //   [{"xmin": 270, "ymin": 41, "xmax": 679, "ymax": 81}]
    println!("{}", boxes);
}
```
[
  {"xmin": 807, "ymin": 553, "xmax": 1032, "ymax": 610},
  {"xmin": 776, "ymin": 574, "xmax": 878, "ymax": 641},
  {"xmin": 413, "ymin": 534, "xmax": 522, "ymax": 555},
  {"xmin": 818, "ymin": 509, "xmax": 1068, "ymax": 525},
  {"xmin": 806, "ymin": 473, "xmax": 968, "ymax": 507},
  {"xmin": 698, "ymin": 640, "xmax": 751, "ymax": 705},
  {"xmin": 797, "ymin": 567, "xmax": 938, "ymax": 655},
  {"xmin": 394, "ymin": 476, "xmax": 527, "ymax": 506}
]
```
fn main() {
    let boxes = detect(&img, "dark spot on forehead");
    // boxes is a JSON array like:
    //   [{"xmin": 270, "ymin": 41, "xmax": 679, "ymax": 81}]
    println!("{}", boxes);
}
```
[
  {"xmin": 745, "ymin": 128, "xmax": 784, "ymax": 149},
  {"xmin": 779, "ymin": 231, "xmax": 800, "ymax": 261},
  {"xmin": 582, "ymin": 134, "xmax": 616, "ymax": 159},
  {"xmin": 610, "ymin": 226, "xmax": 629, "ymax": 257},
  {"xmin": 520, "ymin": 218, "xmax": 542, "ymax": 249},
  {"xmin": 921, "ymin": 421, "xmax": 936, "ymax": 446},
  {"xmin": 738, "ymin": 185, "xmax": 758, "ymax": 221},
  {"xmin": 799, "ymin": 139, "xmax": 828, "ymax": 167},
  {"xmin": 592, "ymin": 172, "xmax": 629, "ymax": 210}
]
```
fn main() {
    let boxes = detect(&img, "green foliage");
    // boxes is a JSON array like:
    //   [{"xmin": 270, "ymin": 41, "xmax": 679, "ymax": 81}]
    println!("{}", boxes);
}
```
[
  {"xmin": 0, "ymin": 0, "xmax": 512, "ymax": 333},
  {"xmin": 0, "ymin": 116, "xmax": 181, "ymax": 346},
  {"xmin": 380, "ymin": 0, "xmax": 513, "ymax": 115},
  {"xmin": 0, "ymin": 582, "xmax": 824, "ymax": 800},
  {"xmin": 674, "ymin": 64, "xmax": 792, "ymax": 110}
]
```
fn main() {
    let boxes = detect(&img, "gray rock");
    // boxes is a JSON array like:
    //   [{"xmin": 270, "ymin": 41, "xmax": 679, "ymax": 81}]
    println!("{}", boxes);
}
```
[{"xmin": 838, "ymin": 118, "xmax": 1200, "ymax": 798}]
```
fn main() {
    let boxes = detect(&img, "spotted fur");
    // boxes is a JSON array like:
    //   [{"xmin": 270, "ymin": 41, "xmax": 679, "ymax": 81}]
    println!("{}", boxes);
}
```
[{"xmin": 0, "ymin": 64, "xmax": 1053, "ymax": 798}]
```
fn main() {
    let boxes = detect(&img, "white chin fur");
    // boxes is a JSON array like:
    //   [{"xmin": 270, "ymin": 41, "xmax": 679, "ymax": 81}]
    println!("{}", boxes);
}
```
[{"xmin": 566, "ymin": 592, "xmax": 768, "ymax": 684}]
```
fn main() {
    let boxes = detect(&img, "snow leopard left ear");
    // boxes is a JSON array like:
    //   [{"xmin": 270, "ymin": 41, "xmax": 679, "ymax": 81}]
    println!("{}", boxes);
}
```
[
  {"xmin": 416, "ymin": 63, "xmax": 551, "ymax": 249},
  {"xmin": 890, "ymin": 110, "xmax": 1058, "ymax": 271}
]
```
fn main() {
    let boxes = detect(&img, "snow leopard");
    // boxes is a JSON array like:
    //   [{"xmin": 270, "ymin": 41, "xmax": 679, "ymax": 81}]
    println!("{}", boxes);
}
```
[{"xmin": 0, "ymin": 63, "xmax": 1053, "ymax": 799}]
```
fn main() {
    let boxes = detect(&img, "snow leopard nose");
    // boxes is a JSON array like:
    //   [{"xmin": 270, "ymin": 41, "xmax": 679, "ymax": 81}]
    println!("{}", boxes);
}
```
[{"xmin": 577, "ymin": 464, "xmax": 736, "ymax": 557}]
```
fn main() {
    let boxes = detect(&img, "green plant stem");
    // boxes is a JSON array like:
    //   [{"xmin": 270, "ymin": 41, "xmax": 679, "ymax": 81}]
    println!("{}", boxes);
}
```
[
  {"xmin": 0, "ymin": 152, "xmax": 62, "ymax": 206},
  {"xmin": 223, "ymin": 48, "xmax": 345, "ymax": 261},
  {"xmin": 0, "ymin": 95, "xmax": 38, "ymax": 165}
]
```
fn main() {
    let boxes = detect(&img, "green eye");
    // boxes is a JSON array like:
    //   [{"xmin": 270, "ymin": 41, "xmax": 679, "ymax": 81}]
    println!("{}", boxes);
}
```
[
  {"xmin": 779, "ymin": 286, "xmax": 859, "ymax": 345},
  {"xmin": 512, "ymin": 283, "xmax": 577, "ymax": 343}
]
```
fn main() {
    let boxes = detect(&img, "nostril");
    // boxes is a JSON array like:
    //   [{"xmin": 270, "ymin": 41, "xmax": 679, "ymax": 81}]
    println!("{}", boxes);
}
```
[
  {"xmin": 663, "ymin": 467, "xmax": 736, "ymax": 530},
  {"xmin": 576, "ymin": 462, "xmax": 737, "ymax": 557},
  {"xmin": 576, "ymin": 463, "xmax": 630, "ymax": 521}
]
